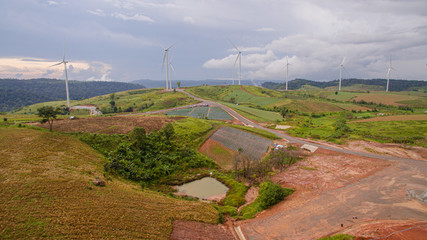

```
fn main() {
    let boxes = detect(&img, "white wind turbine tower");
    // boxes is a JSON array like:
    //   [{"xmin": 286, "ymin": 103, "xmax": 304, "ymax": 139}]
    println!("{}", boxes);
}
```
[
  {"xmin": 339, "ymin": 56, "xmax": 346, "ymax": 91},
  {"xmin": 386, "ymin": 56, "xmax": 393, "ymax": 92},
  {"xmin": 230, "ymin": 40, "xmax": 242, "ymax": 85},
  {"xmin": 285, "ymin": 56, "xmax": 290, "ymax": 91},
  {"xmin": 51, "ymin": 41, "xmax": 70, "ymax": 108},
  {"xmin": 169, "ymin": 57, "xmax": 175, "ymax": 89},
  {"xmin": 162, "ymin": 44, "xmax": 174, "ymax": 90}
]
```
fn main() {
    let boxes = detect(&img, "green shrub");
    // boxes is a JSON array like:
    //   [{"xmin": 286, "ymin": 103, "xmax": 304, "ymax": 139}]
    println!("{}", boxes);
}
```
[
  {"xmin": 213, "ymin": 205, "xmax": 237, "ymax": 217},
  {"xmin": 317, "ymin": 234, "xmax": 355, "ymax": 240},
  {"xmin": 240, "ymin": 201, "xmax": 262, "ymax": 219},
  {"xmin": 258, "ymin": 181, "xmax": 292, "ymax": 209},
  {"xmin": 216, "ymin": 174, "xmax": 248, "ymax": 207},
  {"xmin": 240, "ymin": 181, "xmax": 294, "ymax": 219},
  {"xmin": 103, "ymin": 124, "xmax": 216, "ymax": 182}
]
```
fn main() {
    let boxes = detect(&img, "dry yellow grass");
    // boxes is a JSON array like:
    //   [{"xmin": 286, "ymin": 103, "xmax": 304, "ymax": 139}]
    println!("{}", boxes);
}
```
[{"xmin": 0, "ymin": 128, "xmax": 218, "ymax": 239}]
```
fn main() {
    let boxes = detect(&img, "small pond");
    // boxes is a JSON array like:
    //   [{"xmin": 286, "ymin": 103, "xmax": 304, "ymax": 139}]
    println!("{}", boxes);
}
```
[{"xmin": 175, "ymin": 177, "xmax": 229, "ymax": 200}]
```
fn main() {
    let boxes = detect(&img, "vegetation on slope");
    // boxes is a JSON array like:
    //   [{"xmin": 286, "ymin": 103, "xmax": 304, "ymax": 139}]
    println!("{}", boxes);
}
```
[
  {"xmin": 0, "ymin": 127, "xmax": 218, "ymax": 239},
  {"xmin": 13, "ymin": 89, "xmax": 199, "ymax": 115},
  {"xmin": 0, "ymin": 78, "xmax": 144, "ymax": 112}
]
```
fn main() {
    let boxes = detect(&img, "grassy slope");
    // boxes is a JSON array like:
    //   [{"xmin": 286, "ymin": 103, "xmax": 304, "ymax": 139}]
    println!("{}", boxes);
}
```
[
  {"xmin": 0, "ymin": 127, "xmax": 218, "ymax": 239},
  {"xmin": 12, "ymin": 88, "xmax": 199, "ymax": 115}
]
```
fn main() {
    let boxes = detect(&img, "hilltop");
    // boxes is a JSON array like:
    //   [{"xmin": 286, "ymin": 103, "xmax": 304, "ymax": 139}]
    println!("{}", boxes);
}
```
[{"xmin": 0, "ymin": 78, "xmax": 144, "ymax": 112}]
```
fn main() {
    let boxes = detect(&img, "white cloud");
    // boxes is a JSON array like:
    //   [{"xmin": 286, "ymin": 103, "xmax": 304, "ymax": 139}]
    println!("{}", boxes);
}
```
[
  {"xmin": 87, "ymin": 73, "xmax": 113, "ymax": 81},
  {"xmin": 256, "ymin": 27, "xmax": 275, "ymax": 32},
  {"xmin": 0, "ymin": 57, "xmax": 115, "ymax": 81},
  {"xmin": 112, "ymin": 12, "xmax": 154, "ymax": 22},
  {"xmin": 183, "ymin": 16, "xmax": 195, "ymax": 24},
  {"xmin": 87, "ymin": 9, "xmax": 106, "ymax": 16},
  {"xmin": 47, "ymin": 1, "xmax": 58, "ymax": 5}
]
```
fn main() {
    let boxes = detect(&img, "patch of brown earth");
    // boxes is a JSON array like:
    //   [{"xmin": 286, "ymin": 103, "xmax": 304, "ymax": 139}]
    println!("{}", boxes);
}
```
[
  {"xmin": 342, "ymin": 220, "xmax": 427, "ymax": 240},
  {"xmin": 199, "ymin": 139, "xmax": 236, "ymax": 170},
  {"xmin": 238, "ymin": 186, "xmax": 259, "ymax": 212},
  {"xmin": 170, "ymin": 220, "xmax": 236, "ymax": 240},
  {"xmin": 272, "ymin": 148, "xmax": 392, "ymax": 193},
  {"xmin": 248, "ymin": 148, "xmax": 392, "ymax": 221},
  {"xmin": 30, "ymin": 115, "xmax": 183, "ymax": 134},
  {"xmin": 344, "ymin": 140, "xmax": 427, "ymax": 161}
]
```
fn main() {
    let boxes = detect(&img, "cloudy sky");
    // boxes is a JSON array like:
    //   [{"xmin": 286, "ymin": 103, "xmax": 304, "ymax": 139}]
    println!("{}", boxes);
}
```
[{"xmin": 0, "ymin": 0, "xmax": 426, "ymax": 82}]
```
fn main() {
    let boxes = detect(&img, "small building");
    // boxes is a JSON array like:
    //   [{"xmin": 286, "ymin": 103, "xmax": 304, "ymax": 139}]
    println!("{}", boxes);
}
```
[{"xmin": 301, "ymin": 144, "xmax": 318, "ymax": 153}]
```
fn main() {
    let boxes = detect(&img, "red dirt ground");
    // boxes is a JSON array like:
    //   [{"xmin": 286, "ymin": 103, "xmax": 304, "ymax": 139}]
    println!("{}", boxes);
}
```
[
  {"xmin": 271, "ymin": 147, "xmax": 393, "ymax": 193},
  {"xmin": 169, "ymin": 220, "xmax": 236, "ymax": 240},
  {"xmin": 343, "ymin": 140, "xmax": 427, "ymax": 161},
  {"xmin": 341, "ymin": 220, "xmax": 427, "ymax": 240},
  {"xmin": 199, "ymin": 139, "xmax": 236, "ymax": 170},
  {"xmin": 29, "ymin": 115, "xmax": 184, "ymax": 134}
]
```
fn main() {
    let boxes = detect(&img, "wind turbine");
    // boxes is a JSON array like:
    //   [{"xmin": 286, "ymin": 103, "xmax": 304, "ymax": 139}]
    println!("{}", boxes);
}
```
[
  {"xmin": 51, "ymin": 41, "xmax": 70, "ymax": 108},
  {"xmin": 230, "ymin": 40, "xmax": 242, "ymax": 85},
  {"xmin": 169, "ymin": 57, "xmax": 175, "ymax": 89},
  {"xmin": 339, "ymin": 56, "xmax": 346, "ymax": 91},
  {"xmin": 162, "ymin": 44, "xmax": 174, "ymax": 90},
  {"xmin": 285, "ymin": 56, "xmax": 290, "ymax": 91},
  {"xmin": 386, "ymin": 56, "xmax": 393, "ymax": 92}
]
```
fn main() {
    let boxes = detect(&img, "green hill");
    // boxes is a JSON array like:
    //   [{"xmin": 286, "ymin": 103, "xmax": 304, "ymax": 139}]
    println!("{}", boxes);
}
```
[
  {"xmin": 13, "ymin": 88, "xmax": 199, "ymax": 115},
  {"xmin": 0, "ymin": 78, "xmax": 144, "ymax": 112}
]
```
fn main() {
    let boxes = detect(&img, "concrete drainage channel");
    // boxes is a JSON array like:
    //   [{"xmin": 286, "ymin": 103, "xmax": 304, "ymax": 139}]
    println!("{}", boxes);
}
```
[{"xmin": 234, "ymin": 226, "xmax": 247, "ymax": 240}]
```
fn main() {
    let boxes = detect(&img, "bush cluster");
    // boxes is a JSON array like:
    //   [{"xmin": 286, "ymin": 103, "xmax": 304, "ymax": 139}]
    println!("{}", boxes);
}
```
[{"xmin": 102, "ymin": 123, "xmax": 216, "ymax": 182}]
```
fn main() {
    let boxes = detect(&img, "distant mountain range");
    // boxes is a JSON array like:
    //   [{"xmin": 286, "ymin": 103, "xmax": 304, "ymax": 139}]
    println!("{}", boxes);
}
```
[
  {"xmin": 0, "ymin": 78, "xmax": 144, "ymax": 112},
  {"xmin": 262, "ymin": 78, "xmax": 427, "ymax": 91}
]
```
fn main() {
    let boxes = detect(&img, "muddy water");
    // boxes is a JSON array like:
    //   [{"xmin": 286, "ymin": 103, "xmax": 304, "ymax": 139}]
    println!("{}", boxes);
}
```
[{"xmin": 176, "ymin": 177, "xmax": 229, "ymax": 199}]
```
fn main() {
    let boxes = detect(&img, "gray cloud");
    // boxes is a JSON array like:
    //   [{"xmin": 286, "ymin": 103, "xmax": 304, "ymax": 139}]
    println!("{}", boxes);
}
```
[{"xmin": 0, "ymin": 0, "xmax": 426, "ymax": 81}]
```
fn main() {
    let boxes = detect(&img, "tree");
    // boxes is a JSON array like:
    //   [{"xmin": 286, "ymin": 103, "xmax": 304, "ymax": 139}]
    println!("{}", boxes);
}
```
[
  {"xmin": 279, "ymin": 106, "xmax": 288, "ymax": 118},
  {"xmin": 37, "ymin": 106, "xmax": 60, "ymax": 131},
  {"xmin": 176, "ymin": 81, "xmax": 181, "ymax": 88}
]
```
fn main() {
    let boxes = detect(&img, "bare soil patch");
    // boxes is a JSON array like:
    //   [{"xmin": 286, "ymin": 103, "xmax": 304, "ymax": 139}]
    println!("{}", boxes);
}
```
[
  {"xmin": 352, "ymin": 114, "xmax": 427, "ymax": 123},
  {"xmin": 199, "ymin": 139, "xmax": 236, "ymax": 170},
  {"xmin": 30, "ymin": 115, "xmax": 183, "ymax": 134},
  {"xmin": 353, "ymin": 94, "xmax": 420, "ymax": 106},
  {"xmin": 170, "ymin": 220, "xmax": 235, "ymax": 240},
  {"xmin": 271, "ymin": 148, "xmax": 392, "ymax": 193},
  {"xmin": 342, "ymin": 220, "xmax": 427, "ymax": 240},
  {"xmin": 343, "ymin": 140, "xmax": 427, "ymax": 161}
]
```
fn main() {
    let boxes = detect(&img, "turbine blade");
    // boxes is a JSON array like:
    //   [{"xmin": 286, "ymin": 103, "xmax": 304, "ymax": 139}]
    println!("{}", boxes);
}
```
[
  {"xmin": 162, "ymin": 52, "xmax": 167, "ymax": 71},
  {"xmin": 50, "ymin": 62, "xmax": 63, "ymax": 67},
  {"xmin": 165, "ymin": 42, "xmax": 176, "ymax": 51},
  {"xmin": 63, "ymin": 39, "xmax": 66, "ymax": 61},
  {"xmin": 234, "ymin": 53, "xmax": 240, "ymax": 66},
  {"xmin": 229, "ymin": 39, "xmax": 240, "ymax": 52},
  {"xmin": 170, "ymin": 64, "xmax": 175, "ymax": 72},
  {"xmin": 340, "ymin": 56, "xmax": 346, "ymax": 66}
]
